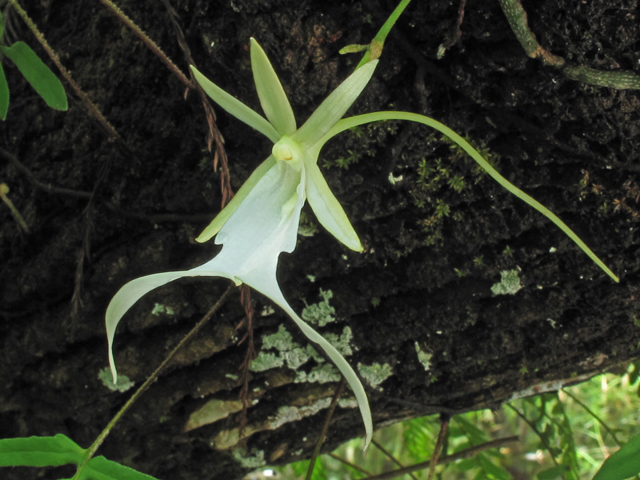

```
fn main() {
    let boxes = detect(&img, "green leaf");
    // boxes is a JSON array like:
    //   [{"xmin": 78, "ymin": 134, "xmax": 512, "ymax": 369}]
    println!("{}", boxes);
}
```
[
  {"xmin": 250, "ymin": 38, "xmax": 296, "ymax": 136},
  {"xmin": 190, "ymin": 65, "xmax": 280, "ymax": 143},
  {"xmin": 0, "ymin": 63, "xmax": 9, "ymax": 120},
  {"xmin": 536, "ymin": 465, "xmax": 570, "ymax": 480},
  {"xmin": 479, "ymin": 453, "xmax": 512, "ymax": 480},
  {"xmin": 593, "ymin": 432, "xmax": 640, "ymax": 480},
  {"xmin": 0, "ymin": 42, "xmax": 67, "ymax": 111},
  {"xmin": 79, "ymin": 456, "xmax": 160, "ymax": 480},
  {"xmin": 0, "ymin": 434, "xmax": 85, "ymax": 467}
]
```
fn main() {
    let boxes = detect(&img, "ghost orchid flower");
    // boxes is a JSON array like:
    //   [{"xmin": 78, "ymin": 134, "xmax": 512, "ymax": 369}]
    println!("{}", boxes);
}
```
[{"xmin": 106, "ymin": 39, "xmax": 378, "ymax": 448}]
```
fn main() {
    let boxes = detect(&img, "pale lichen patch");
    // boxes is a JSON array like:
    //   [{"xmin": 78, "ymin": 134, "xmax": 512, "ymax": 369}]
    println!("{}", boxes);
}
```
[
  {"xmin": 414, "ymin": 342, "xmax": 432, "ymax": 371},
  {"xmin": 358, "ymin": 362, "xmax": 393, "ymax": 389},
  {"xmin": 151, "ymin": 303, "xmax": 174, "ymax": 315},
  {"xmin": 184, "ymin": 399, "xmax": 243, "ymax": 432},
  {"xmin": 231, "ymin": 448, "xmax": 265, "ymax": 469},
  {"xmin": 491, "ymin": 268, "xmax": 522, "ymax": 296},
  {"xmin": 215, "ymin": 396, "xmax": 357, "ymax": 450},
  {"xmin": 302, "ymin": 289, "xmax": 337, "ymax": 326}
]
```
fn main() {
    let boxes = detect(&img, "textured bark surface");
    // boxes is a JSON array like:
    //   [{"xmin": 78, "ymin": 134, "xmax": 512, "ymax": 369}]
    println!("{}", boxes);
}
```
[{"xmin": 1, "ymin": 0, "xmax": 639, "ymax": 479}]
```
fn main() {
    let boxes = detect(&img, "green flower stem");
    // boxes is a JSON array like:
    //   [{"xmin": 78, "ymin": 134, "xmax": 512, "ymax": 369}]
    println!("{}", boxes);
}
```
[
  {"xmin": 74, "ymin": 285, "xmax": 235, "ymax": 478},
  {"xmin": 324, "ymin": 111, "xmax": 619, "ymax": 283},
  {"xmin": 355, "ymin": 0, "xmax": 412, "ymax": 68},
  {"xmin": 6, "ymin": 0, "xmax": 124, "ymax": 143}
]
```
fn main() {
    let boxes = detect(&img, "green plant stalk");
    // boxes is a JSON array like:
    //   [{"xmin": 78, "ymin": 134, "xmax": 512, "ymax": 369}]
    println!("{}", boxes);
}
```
[
  {"xmin": 0, "ymin": 182, "xmax": 29, "ymax": 233},
  {"xmin": 72, "ymin": 285, "xmax": 234, "ymax": 478},
  {"xmin": 506, "ymin": 403, "xmax": 560, "ymax": 467},
  {"xmin": 6, "ymin": 0, "xmax": 123, "ymax": 143},
  {"xmin": 562, "ymin": 388, "xmax": 622, "ymax": 446},
  {"xmin": 356, "ymin": 0, "xmax": 412, "ymax": 67},
  {"xmin": 322, "ymin": 111, "xmax": 619, "ymax": 283}
]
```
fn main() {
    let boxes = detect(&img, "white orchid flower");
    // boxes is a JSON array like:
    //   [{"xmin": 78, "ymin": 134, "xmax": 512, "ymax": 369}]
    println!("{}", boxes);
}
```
[{"xmin": 106, "ymin": 39, "xmax": 378, "ymax": 448}]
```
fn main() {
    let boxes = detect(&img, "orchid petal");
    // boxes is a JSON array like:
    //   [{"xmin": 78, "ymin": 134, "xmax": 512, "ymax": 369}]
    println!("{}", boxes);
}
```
[
  {"xmin": 105, "ymin": 269, "xmax": 238, "ymax": 383},
  {"xmin": 305, "ymin": 160, "xmax": 363, "ymax": 252},
  {"xmin": 191, "ymin": 65, "xmax": 280, "ymax": 143},
  {"xmin": 258, "ymin": 280, "xmax": 373, "ymax": 451},
  {"xmin": 293, "ymin": 60, "xmax": 378, "ymax": 148},
  {"xmin": 250, "ymin": 38, "xmax": 296, "ymax": 136},
  {"xmin": 196, "ymin": 156, "xmax": 276, "ymax": 243},
  {"xmin": 107, "ymin": 161, "xmax": 305, "ymax": 382}
]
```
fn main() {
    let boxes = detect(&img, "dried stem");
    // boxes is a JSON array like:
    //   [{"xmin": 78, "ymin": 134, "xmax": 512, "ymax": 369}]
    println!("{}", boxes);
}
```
[
  {"xmin": 98, "ymin": 0, "xmax": 194, "ymax": 90},
  {"xmin": 371, "ymin": 439, "xmax": 419, "ymax": 480},
  {"xmin": 427, "ymin": 414, "xmax": 449, "ymax": 480},
  {"xmin": 306, "ymin": 378, "xmax": 346, "ymax": 480},
  {"xmin": 360, "ymin": 436, "xmax": 519, "ymax": 480}
]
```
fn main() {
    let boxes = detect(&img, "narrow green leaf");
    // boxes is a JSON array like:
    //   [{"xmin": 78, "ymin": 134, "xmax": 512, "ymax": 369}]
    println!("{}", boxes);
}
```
[
  {"xmin": 79, "ymin": 456, "xmax": 160, "ymax": 480},
  {"xmin": 536, "ymin": 465, "xmax": 570, "ymax": 480},
  {"xmin": 250, "ymin": 38, "xmax": 296, "ymax": 136},
  {"xmin": 0, "ymin": 434, "xmax": 85, "ymax": 467},
  {"xmin": 195, "ymin": 156, "xmax": 276, "ymax": 243},
  {"xmin": 0, "ymin": 42, "xmax": 67, "ymax": 111},
  {"xmin": 593, "ymin": 432, "xmax": 640, "ymax": 480},
  {"xmin": 321, "ymin": 111, "xmax": 619, "ymax": 283},
  {"xmin": 190, "ymin": 65, "xmax": 280, "ymax": 143},
  {"xmin": 0, "ymin": 63, "xmax": 9, "ymax": 120}
]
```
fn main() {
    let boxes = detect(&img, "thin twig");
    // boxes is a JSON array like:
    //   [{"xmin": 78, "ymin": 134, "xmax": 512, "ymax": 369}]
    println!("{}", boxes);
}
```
[
  {"xmin": 306, "ymin": 378, "xmax": 346, "ymax": 480},
  {"xmin": 371, "ymin": 439, "xmax": 419, "ymax": 480},
  {"xmin": 328, "ymin": 453, "xmax": 375, "ymax": 477},
  {"xmin": 98, "ymin": 0, "xmax": 194, "ymax": 90},
  {"xmin": 157, "ymin": 0, "xmax": 233, "ymax": 210},
  {"xmin": 77, "ymin": 284, "xmax": 235, "ymax": 470},
  {"xmin": 561, "ymin": 389, "xmax": 622, "ymax": 446},
  {"xmin": 6, "ymin": 0, "xmax": 126, "ymax": 149},
  {"xmin": 427, "ymin": 414, "xmax": 449, "ymax": 480},
  {"xmin": 360, "ymin": 436, "xmax": 519, "ymax": 480},
  {"xmin": 238, "ymin": 284, "xmax": 255, "ymax": 437}
]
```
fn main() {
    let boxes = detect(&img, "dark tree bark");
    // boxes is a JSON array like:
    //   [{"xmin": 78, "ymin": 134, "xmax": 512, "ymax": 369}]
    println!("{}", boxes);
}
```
[{"xmin": 1, "ymin": 0, "xmax": 639, "ymax": 479}]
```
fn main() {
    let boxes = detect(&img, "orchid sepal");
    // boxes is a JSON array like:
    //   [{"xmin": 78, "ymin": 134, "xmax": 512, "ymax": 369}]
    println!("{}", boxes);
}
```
[
  {"xmin": 190, "ymin": 65, "xmax": 280, "ymax": 143},
  {"xmin": 292, "ymin": 60, "xmax": 378, "ymax": 148},
  {"xmin": 250, "ymin": 38, "xmax": 297, "ymax": 136}
]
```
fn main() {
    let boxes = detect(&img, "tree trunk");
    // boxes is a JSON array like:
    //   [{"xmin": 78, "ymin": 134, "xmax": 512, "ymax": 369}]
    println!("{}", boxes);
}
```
[{"xmin": 1, "ymin": 0, "xmax": 638, "ymax": 479}]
